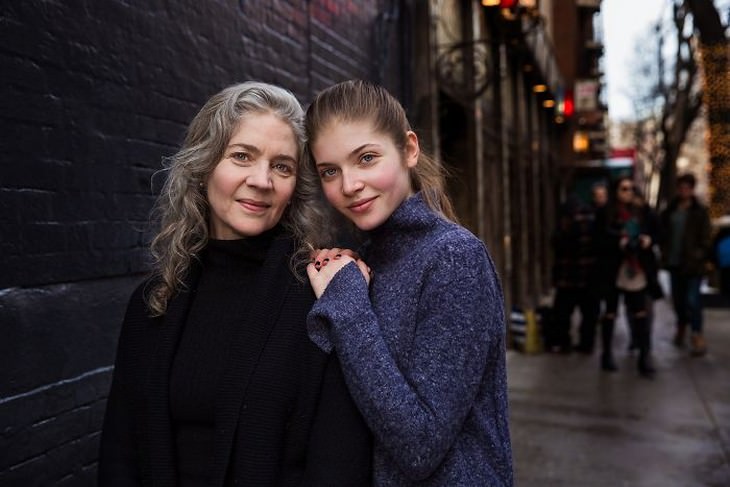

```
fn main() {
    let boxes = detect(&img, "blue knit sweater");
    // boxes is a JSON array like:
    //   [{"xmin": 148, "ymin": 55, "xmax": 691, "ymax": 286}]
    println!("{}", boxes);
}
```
[{"xmin": 308, "ymin": 194, "xmax": 513, "ymax": 486}]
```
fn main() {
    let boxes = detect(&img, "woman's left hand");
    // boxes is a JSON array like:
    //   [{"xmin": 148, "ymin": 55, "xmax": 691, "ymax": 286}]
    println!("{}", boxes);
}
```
[{"xmin": 307, "ymin": 248, "xmax": 371, "ymax": 298}]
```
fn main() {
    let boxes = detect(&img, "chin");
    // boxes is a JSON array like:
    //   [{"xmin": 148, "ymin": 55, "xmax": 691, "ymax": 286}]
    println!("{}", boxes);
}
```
[{"xmin": 352, "ymin": 217, "xmax": 383, "ymax": 232}]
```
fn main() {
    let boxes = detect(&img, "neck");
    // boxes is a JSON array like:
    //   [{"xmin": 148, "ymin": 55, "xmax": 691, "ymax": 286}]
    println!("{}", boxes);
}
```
[{"xmin": 678, "ymin": 196, "xmax": 692, "ymax": 209}]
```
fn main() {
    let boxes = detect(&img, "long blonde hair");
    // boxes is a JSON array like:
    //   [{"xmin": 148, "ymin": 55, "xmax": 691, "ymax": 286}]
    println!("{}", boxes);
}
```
[
  {"xmin": 302, "ymin": 80, "xmax": 457, "ymax": 246},
  {"xmin": 147, "ymin": 81, "xmax": 331, "ymax": 316}
]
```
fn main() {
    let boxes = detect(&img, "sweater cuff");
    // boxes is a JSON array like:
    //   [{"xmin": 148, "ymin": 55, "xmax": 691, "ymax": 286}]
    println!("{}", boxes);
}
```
[{"xmin": 306, "ymin": 262, "xmax": 370, "ymax": 353}]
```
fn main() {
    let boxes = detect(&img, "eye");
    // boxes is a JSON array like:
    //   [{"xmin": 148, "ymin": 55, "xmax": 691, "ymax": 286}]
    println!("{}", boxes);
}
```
[
  {"xmin": 272, "ymin": 161, "xmax": 295, "ymax": 176},
  {"xmin": 319, "ymin": 167, "xmax": 339, "ymax": 179},
  {"xmin": 231, "ymin": 152, "xmax": 250, "ymax": 163},
  {"xmin": 360, "ymin": 153, "xmax": 375, "ymax": 164}
]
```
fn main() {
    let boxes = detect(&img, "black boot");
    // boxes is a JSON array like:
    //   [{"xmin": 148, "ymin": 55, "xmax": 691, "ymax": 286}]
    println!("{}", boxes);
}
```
[
  {"xmin": 600, "ymin": 317, "xmax": 617, "ymax": 372},
  {"xmin": 627, "ymin": 314, "xmax": 638, "ymax": 352},
  {"xmin": 635, "ymin": 316, "xmax": 656, "ymax": 379}
]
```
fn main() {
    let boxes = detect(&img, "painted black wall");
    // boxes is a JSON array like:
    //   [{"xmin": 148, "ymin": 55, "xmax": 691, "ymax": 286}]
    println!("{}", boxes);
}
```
[{"xmin": 0, "ymin": 0, "xmax": 403, "ymax": 483}]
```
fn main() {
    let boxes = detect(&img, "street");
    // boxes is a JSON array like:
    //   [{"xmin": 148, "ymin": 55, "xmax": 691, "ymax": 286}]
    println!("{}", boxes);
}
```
[{"xmin": 508, "ymin": 291, "xmax": 730, "ymax": 486}]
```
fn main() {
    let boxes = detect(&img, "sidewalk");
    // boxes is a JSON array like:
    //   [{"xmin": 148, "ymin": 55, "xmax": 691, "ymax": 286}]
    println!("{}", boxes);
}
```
[{"xmin": 507, "ymin": 297, "xmax": 730, "ymax": 486}]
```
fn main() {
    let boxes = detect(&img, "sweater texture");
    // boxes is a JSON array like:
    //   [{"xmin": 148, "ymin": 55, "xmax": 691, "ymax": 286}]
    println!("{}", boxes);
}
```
[
  {"xmin": 169, "ymin": 234, "xmax": 269, "ymax": 485},
  {"xmin": 308, "ymin": 194, "xmax": 513, "ymax": 486}
]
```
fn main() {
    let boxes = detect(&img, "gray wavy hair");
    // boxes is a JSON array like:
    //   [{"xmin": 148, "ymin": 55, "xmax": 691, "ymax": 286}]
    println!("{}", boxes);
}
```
[{"xmin": 147, "ymin": 81, "xmax": 332, "ymax": 316}]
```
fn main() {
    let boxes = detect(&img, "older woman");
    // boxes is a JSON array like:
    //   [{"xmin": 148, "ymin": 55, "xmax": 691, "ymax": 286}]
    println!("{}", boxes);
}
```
[{"xmin": 98, "ymin": 82, "xmax": 371, "ymax": 486}]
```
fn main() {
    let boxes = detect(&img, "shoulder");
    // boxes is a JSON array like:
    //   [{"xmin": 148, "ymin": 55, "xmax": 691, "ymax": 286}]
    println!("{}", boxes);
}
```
[
  {"xmin": 692, "ymin": 199, "xmax": 710, "ymax": 215},
  {"xmin": 664, "ymin": 198, "xmax": 680, "ymax": 214},
  {"xmin": 115, "ymin": 279, "xmax": 163, "ymax": 346},
  {"xmin": 124, "ymin": 279, "xmax": 155, "ymax": 320},
  {"xmin": 111, "ymin": 278, "xmax": 162, "ymax": 367},
  {"xmin": 422, "ymin": 222, "xmax": 496, "ymax": 283},
  {"xmin": 430, "ymin": 221, "xmax": 488, "ymax": 256},
  {"xmin": 415, "ymin": 223, "xmax": 505, "ymax": 323}
]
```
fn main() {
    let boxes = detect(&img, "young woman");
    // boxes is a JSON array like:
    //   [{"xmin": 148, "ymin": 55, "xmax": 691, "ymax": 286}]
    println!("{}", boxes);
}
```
[
  {"xmin": 597, "ymin": 176, "xmax": 657, "ymax": 377},
  {"xmin": 98, "ymin": 82, "xmax": 371, "ymax": 486},
  {"xmin": 303, "ymin": 80, "xmax": 513, "ymax": 486}
]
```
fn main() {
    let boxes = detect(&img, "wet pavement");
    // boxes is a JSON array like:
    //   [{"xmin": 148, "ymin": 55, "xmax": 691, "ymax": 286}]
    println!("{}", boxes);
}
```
[{"xmin": 507, "ymin": 287, "xmax": 730, "ymax": 486}]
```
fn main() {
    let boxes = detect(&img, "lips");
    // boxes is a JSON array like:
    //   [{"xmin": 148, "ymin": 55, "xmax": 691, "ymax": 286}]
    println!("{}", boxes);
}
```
[
  {"xmin": 347, "ymin": 196, "xmax": 377, "ymax": 213},
  {"xmin": 237, "ymin": 198, "xmax": 271, "ymax": 212}
]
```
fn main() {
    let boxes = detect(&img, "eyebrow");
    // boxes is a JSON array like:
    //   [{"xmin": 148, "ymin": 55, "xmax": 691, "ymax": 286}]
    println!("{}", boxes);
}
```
[
  {"xmin": 350, "ymin": 143, "xmax": 380, "ymax": 156},
  {"xmin": 228, "ymin": 143, "xmax": 297, "ymax": 163},
  {"xmin": 315, "ymin": 143, "xmax": 381, "ymax": 167}
]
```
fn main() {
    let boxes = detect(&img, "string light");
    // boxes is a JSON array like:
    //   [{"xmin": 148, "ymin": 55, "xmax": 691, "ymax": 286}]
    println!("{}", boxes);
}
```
[{"xmin": 699, "ymin": 42, "xmax": 730, "ymax": 219}]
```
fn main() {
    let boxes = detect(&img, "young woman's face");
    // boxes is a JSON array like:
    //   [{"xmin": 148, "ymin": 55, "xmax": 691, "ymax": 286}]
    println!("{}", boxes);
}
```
[
  {"xmin": 311, "ymin": 119, "xmax": 418, "ymax": 231},
  {"xmin": 206, "ymin": 112, "xmax": 298, "ymax": 239},
  {"xmin": 616, "ymin": 180, "xmax": 634, "ymax": 205}
]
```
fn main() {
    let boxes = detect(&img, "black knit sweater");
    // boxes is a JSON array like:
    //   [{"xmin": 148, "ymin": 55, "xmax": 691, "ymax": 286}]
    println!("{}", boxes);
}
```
[
  {"xmin": 170, "ymin": 233, "xmax": 272, "ymax": 485},
  {"xmin": 98, "ymin": 229, "xmax": 372, "ymax": 486}
]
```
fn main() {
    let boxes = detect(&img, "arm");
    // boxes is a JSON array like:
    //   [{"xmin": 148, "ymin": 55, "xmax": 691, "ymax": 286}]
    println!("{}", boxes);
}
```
[
  {"xmin": 308, "ymin": 236, "xmax": 502, "ymax": 480},
  {"xmin": 98, "ymin": 287, "xmax": 146, "ymax": 486}
]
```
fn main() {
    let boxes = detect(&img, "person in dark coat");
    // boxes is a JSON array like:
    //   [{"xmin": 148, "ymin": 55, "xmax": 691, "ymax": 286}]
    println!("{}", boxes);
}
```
[
  {"xmin": 597, "ymin": 176, "xmax": 658, "ymax": 378},
  {"xmin": 98, "ymin": 82, "xmax": 372, "ymax": 486},
  {"xmin": 548, "ymin": 194, "xmax": 600, "ymax": 354},
  {"xmin": 659, "ymin": 173, "xmax": 712, "ymax": 356},
  {"xmin": 302, "ymin": 80, "xmax": 512, "ymax": 486}
]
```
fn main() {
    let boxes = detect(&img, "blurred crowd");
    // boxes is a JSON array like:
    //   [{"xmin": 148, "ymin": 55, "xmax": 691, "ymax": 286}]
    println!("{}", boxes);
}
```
[{"xmin": 544, "ymin": 173, "xmax": 729, "ymax": 379}]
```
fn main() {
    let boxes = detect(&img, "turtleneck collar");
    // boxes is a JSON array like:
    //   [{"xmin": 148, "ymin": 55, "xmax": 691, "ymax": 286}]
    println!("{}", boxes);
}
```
[
  {"xmin": 371, "ymin": 192, "xmax": 437, "ymax": 234},
  {"xmin": 203, "ymin": 225, "xmax": 281, "ymax": 268},
  {"xmin": 364, "ymin": 192, "xmax": 443, "ymax": 261}
]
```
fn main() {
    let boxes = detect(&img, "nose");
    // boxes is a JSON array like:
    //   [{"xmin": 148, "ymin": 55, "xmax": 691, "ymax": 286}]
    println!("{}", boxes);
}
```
[
  {"xmin": 341, "ymin": 169, "xmax": 364, "ymax": 195},
  {"xmin": 246, "ymin": 161, "xmax": 273, "ymax": 189}
]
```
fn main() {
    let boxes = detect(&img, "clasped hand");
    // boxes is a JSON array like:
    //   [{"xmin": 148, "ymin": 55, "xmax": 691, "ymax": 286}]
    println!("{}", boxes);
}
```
[
  {"xmin": 619, "ymin": 234, "xmax": 652, "ymax": 250},
  {"xmin": 306, "ymin": 248, "xmax": 371, "ymax": 299}
]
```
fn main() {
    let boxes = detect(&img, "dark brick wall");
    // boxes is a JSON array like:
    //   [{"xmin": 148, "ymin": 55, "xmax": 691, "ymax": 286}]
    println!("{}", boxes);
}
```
[{"xmin": 0, "ymin": 0, "xmax": 404, "ymax": 484}]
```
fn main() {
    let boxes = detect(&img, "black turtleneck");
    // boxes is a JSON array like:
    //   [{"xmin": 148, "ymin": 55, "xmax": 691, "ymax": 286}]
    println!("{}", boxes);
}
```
[{"xmin": 169, "ymin": 229, "xmax": 276, "ymax": 486}]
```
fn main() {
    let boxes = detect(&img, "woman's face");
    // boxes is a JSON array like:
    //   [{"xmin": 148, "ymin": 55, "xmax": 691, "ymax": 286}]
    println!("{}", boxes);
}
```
[
  {"xmin": 310, "ymin": 119, "xmax": 418, "ymax": 231},
  {"xmin": 206, "ymin": 112, "xmax": 298, "ymax": 239},
  {"xmin": 616, "ymin": 180, "xmax": 634, "ymax": 205}
]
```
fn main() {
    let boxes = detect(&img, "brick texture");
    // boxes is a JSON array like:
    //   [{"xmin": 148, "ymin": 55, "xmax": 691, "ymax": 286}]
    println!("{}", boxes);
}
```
[{"xmin": 0, "ymin": 0, "xmax": 405, "ymax": 483}]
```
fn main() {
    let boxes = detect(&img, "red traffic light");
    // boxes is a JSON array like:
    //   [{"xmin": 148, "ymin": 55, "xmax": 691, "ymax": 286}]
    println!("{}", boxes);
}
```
[{"xmin": 482, "ymin": 0, "xmax": 518, "ymax": 7}]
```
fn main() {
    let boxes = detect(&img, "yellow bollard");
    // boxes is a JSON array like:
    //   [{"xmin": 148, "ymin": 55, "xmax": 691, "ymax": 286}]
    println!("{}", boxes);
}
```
[{"xmin": 523, "ymin": 309, "xmax": 542, "ymax": 354}]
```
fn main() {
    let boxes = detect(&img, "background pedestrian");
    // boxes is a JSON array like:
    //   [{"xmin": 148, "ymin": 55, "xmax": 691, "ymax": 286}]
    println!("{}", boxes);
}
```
[{"xmin": 659, "ymin": 173, "xmax": 712, "ymax": 356}]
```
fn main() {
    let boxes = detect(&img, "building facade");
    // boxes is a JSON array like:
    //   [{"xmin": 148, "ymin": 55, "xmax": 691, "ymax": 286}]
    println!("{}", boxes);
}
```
[
  {"xmin": 412, "ymin": 0, "xmax": 596, "ymax": 315},
  {"xmin": 550, "ymin": 0, "xmax": 610, "ymax": 200}
]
